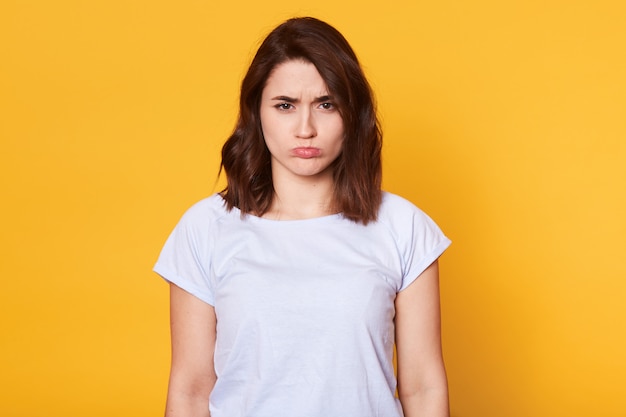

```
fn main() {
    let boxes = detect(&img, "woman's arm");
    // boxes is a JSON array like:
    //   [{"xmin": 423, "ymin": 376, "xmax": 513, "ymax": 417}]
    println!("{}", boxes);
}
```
[
  {"xmin": 395, "ymin": 260, "xmax": 450, "ymax": 417},
  {"xmin": 165, "ymin": 283, "xmax": 217, "ymax": 417}
]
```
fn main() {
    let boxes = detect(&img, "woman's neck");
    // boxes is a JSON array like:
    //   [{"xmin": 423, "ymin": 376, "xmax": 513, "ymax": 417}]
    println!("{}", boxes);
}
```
[{"xmin": 263, "ymin": 172, "xmax": 336, "ymax": 221}]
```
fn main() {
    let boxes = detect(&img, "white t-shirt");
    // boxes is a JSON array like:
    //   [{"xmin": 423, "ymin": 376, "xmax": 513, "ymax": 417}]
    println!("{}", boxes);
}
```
[{"xmin": 154, "ymin": 191, "xmax": 451, "ymax": 417}]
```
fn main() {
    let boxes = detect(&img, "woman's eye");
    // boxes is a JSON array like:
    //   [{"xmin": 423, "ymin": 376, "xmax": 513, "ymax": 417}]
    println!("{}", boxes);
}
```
[{"xmin": 275, "ymin": 103, "xmax": 293, "ymax": 110}]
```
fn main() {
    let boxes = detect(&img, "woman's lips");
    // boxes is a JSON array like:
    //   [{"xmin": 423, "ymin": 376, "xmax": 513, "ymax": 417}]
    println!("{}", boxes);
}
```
[{"xmin": 291, "ymin": 147, "xmax": 321, "ymax": 158}]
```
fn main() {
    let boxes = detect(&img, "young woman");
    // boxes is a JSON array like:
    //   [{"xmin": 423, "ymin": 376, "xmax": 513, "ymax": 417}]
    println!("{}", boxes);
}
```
[{"xmin": 155, "ymin": 17, "xmax": 451, "ymax": 417}]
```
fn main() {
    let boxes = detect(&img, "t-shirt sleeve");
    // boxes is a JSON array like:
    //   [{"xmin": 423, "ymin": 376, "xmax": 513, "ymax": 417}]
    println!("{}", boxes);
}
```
[
  {"xmin": 153, "ymin": 202, "xmax": 215, "ymax": 305},
  {"xmin": 398, "ymin": 204, "xmax": 451, "ymax": 291}
]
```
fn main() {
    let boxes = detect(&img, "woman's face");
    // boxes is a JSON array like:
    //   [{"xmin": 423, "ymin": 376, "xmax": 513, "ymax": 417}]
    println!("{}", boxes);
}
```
[{"xmin": 259, "ymin": 60, "xmax": 344, "ymax": 184}]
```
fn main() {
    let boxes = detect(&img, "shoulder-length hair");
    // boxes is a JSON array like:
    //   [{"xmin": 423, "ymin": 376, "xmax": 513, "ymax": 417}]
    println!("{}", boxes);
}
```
[{"xmin": 220, "ymin": 17, "xmax": 382, "ymax": 224}]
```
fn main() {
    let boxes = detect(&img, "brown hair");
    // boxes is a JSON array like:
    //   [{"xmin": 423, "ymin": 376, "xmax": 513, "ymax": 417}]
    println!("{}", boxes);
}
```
[{"xmin": 220, "ymin": 17, "xmax": 382, "ymax": 224}]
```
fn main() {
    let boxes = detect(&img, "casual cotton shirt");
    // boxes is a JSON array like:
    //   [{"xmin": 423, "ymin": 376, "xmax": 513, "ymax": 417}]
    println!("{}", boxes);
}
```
[{"xmin": 154, "ymin": 191, "xmax": 451, "ymax": 417}]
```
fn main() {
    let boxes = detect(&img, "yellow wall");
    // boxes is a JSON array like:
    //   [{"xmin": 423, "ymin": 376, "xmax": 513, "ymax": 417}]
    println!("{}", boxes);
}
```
[{"xmin": 1, "ymin": 1, "xmax": 624, "ymax": 416}]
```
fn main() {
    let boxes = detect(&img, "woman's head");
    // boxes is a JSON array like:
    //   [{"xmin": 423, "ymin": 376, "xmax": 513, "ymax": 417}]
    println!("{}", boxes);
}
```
[{"xmin": 221, "ymin": 17, "xmax": 382, "ymax": 223}]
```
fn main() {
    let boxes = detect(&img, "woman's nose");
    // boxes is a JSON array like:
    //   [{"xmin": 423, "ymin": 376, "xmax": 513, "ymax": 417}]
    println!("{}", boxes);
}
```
[{"xmin": 295, "ymin": 110, "xmax": 317, "ymax": 138}]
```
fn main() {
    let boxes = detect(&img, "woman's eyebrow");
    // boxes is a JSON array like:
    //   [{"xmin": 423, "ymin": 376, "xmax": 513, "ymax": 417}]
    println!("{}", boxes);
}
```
[
  {"xmin": 271, "ymin": 95, "xmax": 298, "ymax": 102},
  {"xmin": 270, "ymin": 95, "xmax": 333, "ymax": 103},
  {"xmin": 313, "ymin": 95, "xmax": 333, "ymax": 103}
]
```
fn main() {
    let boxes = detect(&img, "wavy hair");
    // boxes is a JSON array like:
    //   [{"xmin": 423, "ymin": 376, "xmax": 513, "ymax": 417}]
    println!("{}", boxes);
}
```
[{"xmin": 220, "ymin": 17, "xmax": 382, "ymax": 224}]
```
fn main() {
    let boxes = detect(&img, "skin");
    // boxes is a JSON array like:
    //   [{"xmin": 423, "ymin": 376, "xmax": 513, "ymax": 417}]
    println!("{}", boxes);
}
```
[
  {"xmin": 259, "ymin": 59, "xmax": 344, "ymax": 220},
  {"xmin": 165, "ymin": 285, "xmax": 215, "ymax": 417},
  {"xmin": 164, "ymin": 59, "xmax": 449, "ymax": 417},
  {"xmin": 395, "ymin": 260, "xmax": 450, "ymax": 417}
]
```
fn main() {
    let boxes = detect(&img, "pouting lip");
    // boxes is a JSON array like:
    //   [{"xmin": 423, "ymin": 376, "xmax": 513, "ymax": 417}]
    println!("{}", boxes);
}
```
[{"xmin": 291, "ymin": 147, "xmax": 322, "ymax": 158}]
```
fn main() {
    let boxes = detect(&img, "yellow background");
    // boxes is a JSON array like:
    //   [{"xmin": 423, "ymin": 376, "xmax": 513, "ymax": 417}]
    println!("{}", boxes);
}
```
[{"xmin": 1, "ymin": 1, "xmax": 624, "ymax": 416}]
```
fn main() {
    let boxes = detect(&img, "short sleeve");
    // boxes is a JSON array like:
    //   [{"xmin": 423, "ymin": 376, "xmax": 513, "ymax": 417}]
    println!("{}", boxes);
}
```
[
  {"xmin": 380, "ymin": 194, "xmax": 451, "ymax": 292},
  {"xmin": 153, "ymin": 201, "xmax": 215, "ymax": 305},
  {"xmin": 399, "ymin": 207, "xmax": 451, "ymax": 291}
]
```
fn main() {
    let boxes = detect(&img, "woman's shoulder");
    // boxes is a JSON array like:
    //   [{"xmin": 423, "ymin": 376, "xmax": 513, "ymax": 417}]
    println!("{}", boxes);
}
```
[
  {"xmin": 377, "ymin": 191, "xmax": 442, "ymax": 231},
  {"xmin": 177, "ymin": 193, "xmax": 231, "ymax": 226},
  {"xmin": 379, "ymin": 191, "xmax": 424, "ymax": 217}
]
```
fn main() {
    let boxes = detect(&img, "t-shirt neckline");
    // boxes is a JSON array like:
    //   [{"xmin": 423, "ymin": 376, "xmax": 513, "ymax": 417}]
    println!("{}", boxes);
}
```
[{"xmin": 217, "ymin": 194, "xmax": 345, "ymax": 225}]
